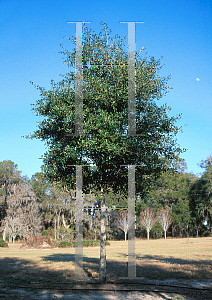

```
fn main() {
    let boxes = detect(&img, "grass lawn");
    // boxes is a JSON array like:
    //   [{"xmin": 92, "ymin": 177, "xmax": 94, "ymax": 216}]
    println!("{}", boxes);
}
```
[{"xmin": 0, "ymin": 237, "xmax": 211, "ymax": 287}]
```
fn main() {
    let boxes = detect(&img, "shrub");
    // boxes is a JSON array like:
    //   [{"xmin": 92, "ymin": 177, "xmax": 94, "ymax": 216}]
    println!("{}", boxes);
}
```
[
  {"xmin": 83, "ymin": 240, "xmax": 98, "ymax": 247},
  {"xmin": 150, "ymin": 222, "xmax": 164, "ymax": 239},
  {"xmin": 0, "ymin": 239, "xmax": 8, "ymax": 247},
  {"xmin": 53, "ymin": 239, "xmax": 110, "ymax": 248},
  {"xmin": 83, "ymin": 240, "xmax": 110, "ymax": 247},
  {"xmin": 52, "ymin": 240, "xmax": 74, "ymax": 248},
  {"xmin": 42, "ymin": 227, "xmax": 55, "ymax": 239},
  {"xmin": 0, "ymin": 234, "xmax": 9, "ymax": 242},
  {"xmin": 57, "ymin": 227, "xmax": 75, "ymax": 241},
  {"xmin": 59, "ymin": 241, "xmax": 73, "ymax": 247}
]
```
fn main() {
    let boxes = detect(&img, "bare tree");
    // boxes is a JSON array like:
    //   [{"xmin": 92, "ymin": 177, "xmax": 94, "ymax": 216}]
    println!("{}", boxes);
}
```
[
  {"xmin": 114, "ymin": 211, "xmax": 135, "ymax": 241},
  {"xmin": 0, "ymin": 181, "xmax": 42, "ymax": 242},
  {"xmin": 1, "ymin": 183, "xmax": 24, "ymax": 242},
  {"xmin": 1, "ymin": 206, "xmax": 24, "ymax": 243},
  {"xmin": 0, "ymin": 160, "xmax": 23, "ymax": 239},
  {"xmin": 158, "ymin": 208, "xmax": 172, "ymax": 239},
  {"xmin": 139, "ymin": 208, "xmax": 157, "ymax": 240}
]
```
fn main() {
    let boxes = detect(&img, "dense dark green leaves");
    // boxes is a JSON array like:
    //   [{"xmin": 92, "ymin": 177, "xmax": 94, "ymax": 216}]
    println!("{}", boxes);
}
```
[
  {"xmin": 189, "ymin": 156, "xmax": 212, "ymax": 235},
  {"xmin": 27, "ymin": 22, "xmax": 185, "ymax": 197}
]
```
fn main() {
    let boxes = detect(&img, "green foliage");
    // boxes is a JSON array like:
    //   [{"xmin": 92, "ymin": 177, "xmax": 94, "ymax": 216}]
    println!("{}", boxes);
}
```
[
  {"xmin": 0, "ymin": 160, "xmax": 21, "ymax": 188},
  {"xmin": 172, "ymin": 198, "xmax": 190, "ymax": 228},
  {"xmin": 189, "ymin": 155, "xmax": 212, "ymax": 236},
  {"xmin": 144, "ymin": 159, "xmax": 198, "ymax": 236},
  {"xmin": 150, "ymin": 222, "xmax": 164, "ymax": 239},
  {"xmin": 30, "ymin": 172, "xmax": 51, "ymax": 208},
  {"xmin": 55, "ymin": 239, "xmax": 110, "ymax": 248},
  {"xmin": 59, "ymin": 241, "xmax": 73, "ymax": 248},
  {"xmin": 57, "ymin": 226, "xmax": 75, "ymax": 241},
  {"xmin": 0, "ymin": 239, "xmax": 8, "ymax": 247},
  {"xmin": 83, "ymin": 240, "xmax": 99, "ymax": 247},
  {"xmin": 42, "ymin": 227, "xmax": 54, "ymax": 237},
  {"xmin": 84, "ymin": 240, "xmax": 110, "ymax": 247},
  {"xmin": 26, "ymin": 22, "xmax": 184, "ymax": 199}
]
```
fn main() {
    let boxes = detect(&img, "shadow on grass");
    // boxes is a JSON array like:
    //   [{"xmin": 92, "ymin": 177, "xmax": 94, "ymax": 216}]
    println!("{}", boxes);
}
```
[
  {"xmin": 0, "ymin": 253, "xmax": 211, "ymax": 299},
  {"xmin": 42, "ymin": 252, "xmax": 212, "ymax": 280},
  {"xmin": 135, "ymin": 254, "xmax": 212, "ymax": 280}
]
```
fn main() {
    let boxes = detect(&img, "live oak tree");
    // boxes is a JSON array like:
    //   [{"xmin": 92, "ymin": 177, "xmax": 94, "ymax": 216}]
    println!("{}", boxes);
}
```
[
  {"xmin": 198, "ymin": 156, "xmax": 212, "ymax": 233},
  {"xmin": 30, "ymin": 172, "xmax": 53, "ymax": 229},
  {"xmin": 146, "ymin": 159, "xmax": 196, "ymax": 237},
  {"xmin": 189, "ymin": 155, "xmax": 212, "ymax": 236},
  {"xmin": 26, "ymin": 22, "xmax": 185, "ymax": 282}
]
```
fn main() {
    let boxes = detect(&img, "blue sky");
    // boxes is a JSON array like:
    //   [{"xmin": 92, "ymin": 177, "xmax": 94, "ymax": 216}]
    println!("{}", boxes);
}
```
[{"xmin": 0, "ymin": 0, "xmax": 212, "ymax": 179}]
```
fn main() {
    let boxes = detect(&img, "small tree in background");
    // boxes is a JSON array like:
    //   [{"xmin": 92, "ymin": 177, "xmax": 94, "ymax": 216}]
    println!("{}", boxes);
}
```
[
  {"xmin": 139, "ymin": 207, "xmax": 157, "ymax": 240},
  {"xmin": 158, "ymin": 208, "xmax": 172, "ymax": 239},
  {"xmin": 115, "ymin": 211, "xmax": 135, "ymax": 241}
]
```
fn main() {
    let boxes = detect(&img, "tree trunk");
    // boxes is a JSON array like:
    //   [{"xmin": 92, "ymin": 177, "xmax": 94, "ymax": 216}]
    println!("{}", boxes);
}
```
[
  {"xmin": 164, "ymin": 230, "xmax": 167, "ymax": 239},
  {"xmin": 54, "ymin": 218, "xmax": 57, "ymax": 240},
  {"xmin": 147, "ymin": 230, "xmax": 149, "ymax": 240},
  {"xmin": 172, "ymin": 225, "xmax": 174, "ymax": 237},
  {"xmin": 2, "ymin": 227, "xmax": 6, "ymax": 241},
  {"xmin": 57, "ymin": 212, "xmax": 61, "ymax": 239},
  {"xmin": 125, "ymin": 231, "xmax": 127, "ymax": 242},
  {"xmin": 196, "ymin": 228, "xmax": 198, "ymax": 238},
  {"xmin": 62, "ymin": 213, "xmax": 69, "ymax": 229},
  {"xmin": 99, "ymin": 186, "xmax": 106, "ymax": 283},
  {"xmin": 9, "ymin": 234, "xmax": 12, "ymax": 243}
]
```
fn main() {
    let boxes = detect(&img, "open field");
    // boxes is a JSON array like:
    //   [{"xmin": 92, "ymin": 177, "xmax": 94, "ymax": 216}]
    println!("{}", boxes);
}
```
[
  {"xmin": 0, "ymin": 237, "xmax": 211, "ymax": 280},
  {"xmin": 0, "ymin": 237, "xmax": 212, "ymax": 299}
]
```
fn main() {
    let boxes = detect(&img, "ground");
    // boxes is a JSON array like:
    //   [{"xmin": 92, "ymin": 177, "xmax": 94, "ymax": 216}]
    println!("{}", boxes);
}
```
[{"xmin": 0, "ymin": 237, "xmax": 211, "ymax": 299}]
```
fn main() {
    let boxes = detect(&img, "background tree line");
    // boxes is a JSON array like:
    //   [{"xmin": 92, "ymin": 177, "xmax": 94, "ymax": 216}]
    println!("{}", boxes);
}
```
[{"xmin": 0, "ymin": 156, "xmax": 211, "ymax": 243}]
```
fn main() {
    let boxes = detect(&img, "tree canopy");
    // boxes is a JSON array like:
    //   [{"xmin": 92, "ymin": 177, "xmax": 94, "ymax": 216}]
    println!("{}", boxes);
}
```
[
  {"xmin": 27, "ymin": 22, "xmax": 185, "ymax": 196},
  {"xmin": 26, "ymin": 22, "xmax": 186, "ymax": 282}
]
